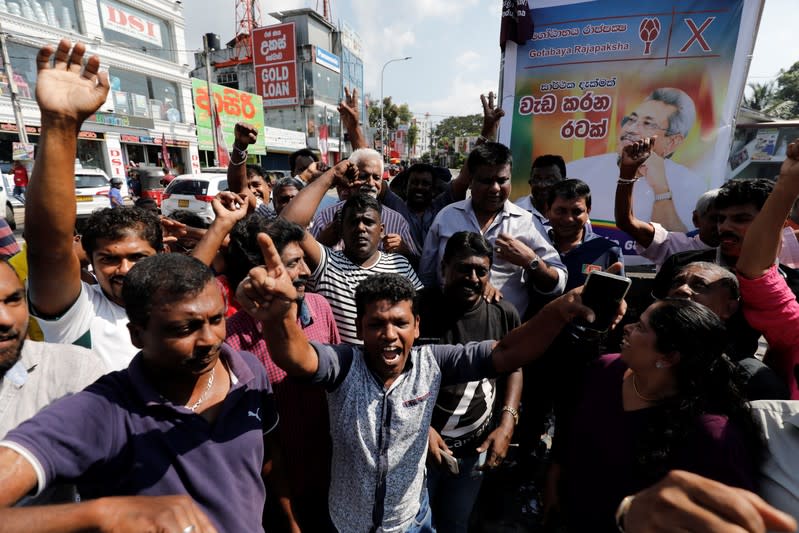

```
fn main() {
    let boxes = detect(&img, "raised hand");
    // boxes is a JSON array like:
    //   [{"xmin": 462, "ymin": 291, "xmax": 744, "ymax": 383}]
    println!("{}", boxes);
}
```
[
  {"xmin": 236, "ymin": 233, "xmax": 298, "ymax": 322},
  {"xmin": 480, "ymin": 91, "xmax": 506, "ymax": 140},
  {"xmin": 35, "ymin": 40, "xmax": 110, "ymax": 124},
  {"xmin": 233, "ymin": 122, "xmax": 258, "ymax": 150},
  {"xmin": 211, "ymin": 191, "xmax": 251, "ymax": 229},
  {"xmin": 338, "ymin": 87, "xmax": 360, "ymax": 132},
  {"xmin": 619, "ymin": 137, "xmax": 655, "ymax": 181},
  {"xmin": 780, "ymin": 138, "xmax": 799, "ymax": 183}
]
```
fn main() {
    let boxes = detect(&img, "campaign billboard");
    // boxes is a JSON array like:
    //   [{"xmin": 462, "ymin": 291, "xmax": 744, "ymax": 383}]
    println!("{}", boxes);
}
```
[
  {"xmin": 191, "ymin": 79, "xmax": 266, "ymax": 155},
  {"xmin": 252, "ymin": 22, "xmax": 299, "ymax": 107},
  {"xmin": 500, "ymin": 0, "xmax": 763, "ymax": 256}
]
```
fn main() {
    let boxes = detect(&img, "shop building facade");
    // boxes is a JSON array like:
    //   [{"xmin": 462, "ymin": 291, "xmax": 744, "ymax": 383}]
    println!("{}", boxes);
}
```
[{"xmin": 0, "ymin": 0, "xmax": 199, "ymax": 179}]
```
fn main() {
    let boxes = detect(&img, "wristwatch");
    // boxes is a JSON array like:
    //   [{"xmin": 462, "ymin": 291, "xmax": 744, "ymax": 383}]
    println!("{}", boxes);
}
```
[
  {"xmin": 654, "ymin": 191, "xmax": 673, "ymax": 201},
  {"xmin": 501, "ymin": 405, "xmax": 519, "ymax": 426},
  {"xmin": 527, "ymin": 256, "xmax": 541, "ymax": 272}
]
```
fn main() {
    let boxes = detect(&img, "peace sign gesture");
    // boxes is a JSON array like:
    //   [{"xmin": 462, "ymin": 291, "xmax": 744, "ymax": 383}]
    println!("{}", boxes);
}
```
[
  {"xmin": 480, "ymin": 91, "xmax": 506, "ymax": 141},
  {"xmin": 236, "ymin": 233, "xmax": 299, "ymax": 322}
]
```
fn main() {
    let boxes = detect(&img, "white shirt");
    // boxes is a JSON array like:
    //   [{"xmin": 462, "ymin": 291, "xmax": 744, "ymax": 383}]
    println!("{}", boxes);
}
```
[
  {"xmin": 35, "ymin": 281, "xmax": 137, "ymax": 371},
  {"xmin": 636, "ymin": 222, "xmax": 711, "ymax": 267},
  {"xmin": 751, "ymin": 400, "xmax": 799, "ymax": 524},
  {"xmin": 420, "ymin": 199, "xmax": 566, "ymax": 316},
  {"xmin": 0, "ymin": 340, "xmax": 106, "ymax": 438},
  {"xmin": 567, "ymin": 153, "xmax": 707, "ymax": 230}
]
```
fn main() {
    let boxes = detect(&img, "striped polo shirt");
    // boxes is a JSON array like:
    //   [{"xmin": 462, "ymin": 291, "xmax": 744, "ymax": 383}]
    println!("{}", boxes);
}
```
[{"xmin": 308, "ymin": 242, "xmax": 423, "ymax": 344}]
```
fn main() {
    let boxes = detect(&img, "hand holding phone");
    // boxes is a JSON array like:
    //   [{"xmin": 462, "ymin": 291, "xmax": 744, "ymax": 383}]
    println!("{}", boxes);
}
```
[{"xmin": 573, "ymin": 271, "xmax": 631, "ymax": 333}]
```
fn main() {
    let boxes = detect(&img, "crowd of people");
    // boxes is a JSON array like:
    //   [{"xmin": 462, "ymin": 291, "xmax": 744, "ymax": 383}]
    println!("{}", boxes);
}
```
[{"xmin": 1, "ymin": 38, "xmax": 799, "ymax": 533}]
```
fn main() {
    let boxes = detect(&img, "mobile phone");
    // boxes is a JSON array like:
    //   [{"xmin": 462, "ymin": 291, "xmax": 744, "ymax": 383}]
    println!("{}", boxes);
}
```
[
  {"xmin": 574, "ymin": 270, "xmax": 631, "ymax": 333},
  {"xmin": 474, "ymin": 450, "xmax": 487, "ymax": 471},
  {"xmin": 440, "ymin": 450, "xmax": 459, "ymax": 475}
]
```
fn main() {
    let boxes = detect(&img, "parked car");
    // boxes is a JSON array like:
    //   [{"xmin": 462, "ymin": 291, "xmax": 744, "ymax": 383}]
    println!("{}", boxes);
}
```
[
  {"xmin": 74, "ymin": 166, "xmax": 128, "ymax": 221},
  {"xmin": 0, "ymin": 173, "xmax": 14, "ymax": 230},
  {"xmin": 161, "ymin": 173, "xmax": 228, "ymax": 224}
]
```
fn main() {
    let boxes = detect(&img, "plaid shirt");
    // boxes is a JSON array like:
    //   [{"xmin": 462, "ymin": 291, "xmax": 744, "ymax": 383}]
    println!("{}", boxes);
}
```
[
  {"xmin": 225, "ymin": 293, "xmax": 340, "ymax": 496},
  {"xmin": 0, "ymin": 218, "xmax": 19, "ymax": 259}
]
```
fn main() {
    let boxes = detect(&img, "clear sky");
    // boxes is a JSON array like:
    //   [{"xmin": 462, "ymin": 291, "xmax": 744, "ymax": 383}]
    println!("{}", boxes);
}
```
[{"xmin": 183, "ymin": 0, "xmax": 794, "ymax": 123}]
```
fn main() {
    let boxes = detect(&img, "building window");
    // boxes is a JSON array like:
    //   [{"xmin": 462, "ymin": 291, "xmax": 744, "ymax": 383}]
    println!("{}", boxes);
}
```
[
  {"xmin": 0, "ymin": 0, "xmax": 81, "ymax": 33},
  {"xmin": 97, "ymin": 0, "xmax": 174, "ymax": 62},
  {"xmin": 2, "ymin": 42, "xmax": 38, "ymax": 98},
  {"xmin": 109, "ymin": 70, "xmax": 182, "ymax": 122}
]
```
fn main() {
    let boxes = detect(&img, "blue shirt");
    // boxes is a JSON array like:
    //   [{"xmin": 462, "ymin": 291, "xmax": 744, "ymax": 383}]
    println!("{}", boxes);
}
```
[
  {"xmin": 549, "ymin": 225, "xmax": 624, "ymax": 291},
  {"xmin": 0, "ymin": 345, "xmax": 277, "ymax": 532},
  {"xmin": 311, "ymin": 340, "xmax": 497, "ymax": 532},
  {"xmin": 108, "ymin": 187, "xmax": 123, "ymax": 208}
]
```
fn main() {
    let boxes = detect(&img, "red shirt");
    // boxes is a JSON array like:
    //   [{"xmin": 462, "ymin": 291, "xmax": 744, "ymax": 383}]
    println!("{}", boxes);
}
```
[
  {"xmin": 226, "ymin": 293, "xmax": 340, "ymax": 498},
  {"xmin": 13, "ymin": 165, "xmax": 28, "ymax": 187}
]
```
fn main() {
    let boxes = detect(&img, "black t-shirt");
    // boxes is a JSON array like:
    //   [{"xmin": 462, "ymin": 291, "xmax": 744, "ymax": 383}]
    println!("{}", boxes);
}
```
[{"xmin": 418, "ymin": 289, "xmax": 521, "ymax": 454}]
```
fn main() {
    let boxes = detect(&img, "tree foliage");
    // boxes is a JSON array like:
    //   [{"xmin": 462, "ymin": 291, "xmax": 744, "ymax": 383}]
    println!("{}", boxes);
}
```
[
  {"xmin": 367, "ymin": 97, "xmax": 413, "ymax": 130},
  {"xmin": 743, "ymin": 81, "xmax": 776, "ymax": 112},
  {"xmin": 432, "ymin": 114, "xmax": 482, "ymax": 150},
  {"xmin": 773, "ymin": 61, "xmax": 799, "ymax": 119}
]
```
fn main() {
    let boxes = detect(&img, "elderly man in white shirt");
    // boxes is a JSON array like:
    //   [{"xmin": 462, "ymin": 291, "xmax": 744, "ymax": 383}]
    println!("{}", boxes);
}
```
[{"xmin": 421, "ymin": 142, "xmax": 566, "ymax": 316}]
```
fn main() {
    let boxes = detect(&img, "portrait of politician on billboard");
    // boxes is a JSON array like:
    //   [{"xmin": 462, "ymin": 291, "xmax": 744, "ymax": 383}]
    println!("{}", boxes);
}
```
[{"xmin": 502, "ymin": 0, "xmax": 761, "ymax": 254}]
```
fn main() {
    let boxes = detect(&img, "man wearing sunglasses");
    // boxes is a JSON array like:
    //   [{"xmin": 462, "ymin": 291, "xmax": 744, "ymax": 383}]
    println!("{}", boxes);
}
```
[{"xmin": 566, "ymin": 88, "xmax": 704, "ymax": 232}]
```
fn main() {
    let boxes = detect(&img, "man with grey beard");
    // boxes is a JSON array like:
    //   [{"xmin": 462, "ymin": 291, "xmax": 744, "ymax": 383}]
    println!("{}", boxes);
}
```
[{"xmin": 309, "ymin": 148, "xmax": 419, "ymax": 262}]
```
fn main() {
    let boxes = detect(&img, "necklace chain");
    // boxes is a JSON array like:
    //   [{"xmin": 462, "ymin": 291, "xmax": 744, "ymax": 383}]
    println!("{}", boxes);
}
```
[
  {"xmin": 186, "ymin": 367, "xmax": 215, "ymax": 412},
  {"xmin": 632, "ymin": 374, "xmax": 660, "ymax": 403}
]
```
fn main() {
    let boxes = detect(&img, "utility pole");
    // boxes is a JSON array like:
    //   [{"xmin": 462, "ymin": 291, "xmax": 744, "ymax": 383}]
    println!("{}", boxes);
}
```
[
  {"xmin": 0, "ymin": 28, "xmax": 29, "ymax": 146},
  {"xmin": 202, "ymin": 33, "xmax": 219, "ymax": 166}
]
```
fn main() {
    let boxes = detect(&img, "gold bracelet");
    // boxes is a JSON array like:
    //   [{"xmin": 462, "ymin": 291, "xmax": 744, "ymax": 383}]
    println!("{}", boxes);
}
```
[
  {"xmin": 615, "ymin": 494, "xmax": 635, "ymax": 532},
  {"xmin": 501, "ymin": 405, "xmax": 519, "ymax": 426}
]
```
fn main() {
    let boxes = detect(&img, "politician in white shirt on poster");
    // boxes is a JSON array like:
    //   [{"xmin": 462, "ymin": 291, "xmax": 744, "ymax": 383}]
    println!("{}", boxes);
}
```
[{"xmin": 566, "ymin": 88, "xmax": 706, "ymax": 233}]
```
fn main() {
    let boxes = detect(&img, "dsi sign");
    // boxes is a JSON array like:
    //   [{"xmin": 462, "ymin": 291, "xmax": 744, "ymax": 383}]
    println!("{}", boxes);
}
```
[
  {"xmin": 99, "ymin": 1, "xmax": 163, "ymax": 47},
  {"xmin": 315, "ymin": 47, "xmax": 340, "ymax": 73}
]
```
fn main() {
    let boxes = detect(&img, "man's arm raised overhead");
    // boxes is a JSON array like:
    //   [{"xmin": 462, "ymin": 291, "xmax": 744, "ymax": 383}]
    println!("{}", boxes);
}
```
[{"xmin": 27, "ymin": 40, "xmax": 109, "ymax": 316}]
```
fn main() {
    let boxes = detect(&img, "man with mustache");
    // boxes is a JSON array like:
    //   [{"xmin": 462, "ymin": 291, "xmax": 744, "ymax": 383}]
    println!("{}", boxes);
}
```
[
  {"xmin": 652, "ymin": 176, "xmax": 799, "ymax": 361},
  {"xmin": 0, "ymin": 260, "xmax": 105, "ymax": 439},
  {"xmin": 227, "ymin": 217, "xmax": 340, "ymax": 531},
  {"xmin": 420, "ymin": 142, "xmax": 566, "ymax": 317},
  {"xmin": 0, "ymin": 253, "xmax": 292, "ymax": 532},
  {"xmin": 310, "ymin": 148, "xmax": 419, "ymax": 260},
  {"xmin": 418, "ymin": 231, "xmax": 522, "ymax": 532},
  {"xmin": 280, "ymin": 160, "xmax": 423, "ymax": 344},
  {"xmin": 567, "ymin": 88, "xmax": 704, "ymax": 232},
  {"xmin": 25, "ymin": 40, "xmax": 161, "ymax": 371},
  {"xmin": 546, "ymin": 178, "xmax": 623, "ymax": 291}
]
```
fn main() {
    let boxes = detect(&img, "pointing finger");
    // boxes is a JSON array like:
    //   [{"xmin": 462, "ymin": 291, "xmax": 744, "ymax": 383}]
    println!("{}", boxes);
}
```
[{"xmin": 256, "ymin": 233, "xmax": 284, "ymax": 273}]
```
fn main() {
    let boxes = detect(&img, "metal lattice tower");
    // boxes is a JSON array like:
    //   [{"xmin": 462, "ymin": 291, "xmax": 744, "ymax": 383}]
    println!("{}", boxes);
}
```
[
  {"xmin": 316, "ymin": 0, "xmax": 331, "ymax": 22},
  {"xmin": 234, "ymin": 0, "xmax": 262, "ymax": 60}
]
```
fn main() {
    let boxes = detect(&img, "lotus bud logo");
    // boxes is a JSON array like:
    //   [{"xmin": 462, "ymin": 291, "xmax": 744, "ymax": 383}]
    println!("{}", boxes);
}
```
[{"xmin": 639, "ymin": 18, "xmax": 661, "ymax": 55}]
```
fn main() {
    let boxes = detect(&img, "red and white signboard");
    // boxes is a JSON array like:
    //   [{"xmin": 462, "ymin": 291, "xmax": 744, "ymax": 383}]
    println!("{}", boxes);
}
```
[
  {"xmin": 105, "ymin": 136, "xmax": 126, "ymax": 180},
  {"xmin": 252, "ymin": 23, "xmax": 298, "ymax": 107},
  {"xmin": 99, "ymin": 1, "xmax": 163, "ymax": 47}
]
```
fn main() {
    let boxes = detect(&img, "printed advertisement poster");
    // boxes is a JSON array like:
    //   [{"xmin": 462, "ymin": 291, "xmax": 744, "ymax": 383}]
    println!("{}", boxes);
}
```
[
  {"xmin": 500, "ymin": 0, "xmax": 763, "ymax": 256},
  {"xmin": 750, "ymin": 128, "xmax": 779, "ymax": 160},
  {"xmin": 191, "ymin": 79, "xmax": 266, "ymax": 155}
]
